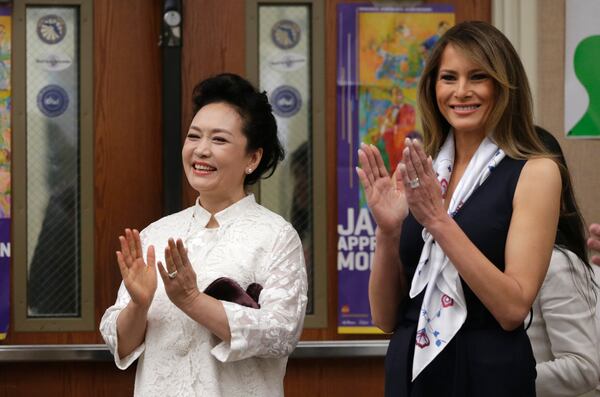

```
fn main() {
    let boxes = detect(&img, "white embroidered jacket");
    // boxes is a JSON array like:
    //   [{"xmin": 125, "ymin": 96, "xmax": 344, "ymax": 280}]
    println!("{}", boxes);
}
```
[{"xmin": 100, "ymin": 195, "xmax": 308, "ymax": 397}]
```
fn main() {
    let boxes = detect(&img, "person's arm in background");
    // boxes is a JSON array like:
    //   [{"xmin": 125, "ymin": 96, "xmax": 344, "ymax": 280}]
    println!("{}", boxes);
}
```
[{"xmin": 588, "ymin": 224, "xmax": 600, "ymax": 266}]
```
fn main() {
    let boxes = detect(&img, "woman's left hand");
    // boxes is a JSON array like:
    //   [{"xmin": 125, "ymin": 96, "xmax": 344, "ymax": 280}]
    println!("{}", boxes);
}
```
[
  {"xmin": 158, "ymin": 238, "xmax": 201, "ymax": 309},
  {"xmin": 399, "ymin": 138, "xmax": 446, "ymax": 228}
]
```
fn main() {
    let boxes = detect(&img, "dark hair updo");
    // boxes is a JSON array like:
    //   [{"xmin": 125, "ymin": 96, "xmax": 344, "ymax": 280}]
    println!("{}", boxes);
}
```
[{"xmin": 191, "ymin": 73, "xmax": 285, "ymax": 185}]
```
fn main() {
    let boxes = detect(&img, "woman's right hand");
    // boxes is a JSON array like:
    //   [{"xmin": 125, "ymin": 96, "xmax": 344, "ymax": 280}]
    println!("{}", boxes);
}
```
[
  {"xmin": 116, "ymin": 228, "xmax": 157, "ymax": 310},
  {"xmin": 356, "ymin": 143, "xmax": 408, "ymax": 235}
]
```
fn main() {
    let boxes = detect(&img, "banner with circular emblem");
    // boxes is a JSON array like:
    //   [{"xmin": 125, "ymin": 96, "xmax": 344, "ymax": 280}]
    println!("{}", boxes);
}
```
[
  {"xmin": 258, "ymin": 5, "xmax": 314, "ymax": 313},
  {"xmin": 25, "ymin": 6, "xmax": 81, "ymax": 317}
]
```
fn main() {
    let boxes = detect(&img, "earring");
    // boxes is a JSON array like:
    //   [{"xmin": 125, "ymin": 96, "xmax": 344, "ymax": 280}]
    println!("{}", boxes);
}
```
[{"xmin": 246, "ymin": 168, "xmax": 253, "ymax": 175}]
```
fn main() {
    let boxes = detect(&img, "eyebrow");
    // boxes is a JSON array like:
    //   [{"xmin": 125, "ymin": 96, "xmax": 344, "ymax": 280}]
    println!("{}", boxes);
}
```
[
  {"xmin": 188, "ymin": 125, "xmax": 233, "ymax": 135},
  {"xmin": 438, "ymin": 68, "xmax": 486, "ymax": 74}
]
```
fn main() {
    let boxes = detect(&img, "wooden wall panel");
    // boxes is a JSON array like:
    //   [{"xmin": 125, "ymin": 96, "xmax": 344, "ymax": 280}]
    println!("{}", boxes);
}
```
[
  {"xmin": 92, "ymin": 0, "xmax": 164, "ymax": 341},
  {"xmin": 439, "ymin": 0, "xmax": 491, "ymax": 22},
  {"xmin": 0, "ymin": 362, "xmax": 135, "ymax": 397},
  {"xmin": 285, "ymin": 358, "xmax": 386, "ymax": 396}
]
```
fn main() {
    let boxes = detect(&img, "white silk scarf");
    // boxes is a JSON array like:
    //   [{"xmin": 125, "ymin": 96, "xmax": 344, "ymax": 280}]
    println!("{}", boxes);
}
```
[{"xmin": 409, "ymin": 131, "xmax": 505, "ymax": 380}]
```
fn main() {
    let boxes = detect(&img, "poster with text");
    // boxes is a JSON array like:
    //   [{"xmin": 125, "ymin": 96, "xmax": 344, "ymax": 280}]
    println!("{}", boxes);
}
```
[
  {"xmin": 337, "ymin": 3, "xmax": 454, "ymax": 334},
  {"xmin": 565, "ymin": 0, "xmax": 600, "ymax": 138}
]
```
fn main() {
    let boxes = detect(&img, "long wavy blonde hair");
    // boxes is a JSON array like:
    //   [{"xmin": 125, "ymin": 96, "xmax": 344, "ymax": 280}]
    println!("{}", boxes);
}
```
[{"xmin": 417, "ymin": 21, "xmax": 548, "ymax": 159}]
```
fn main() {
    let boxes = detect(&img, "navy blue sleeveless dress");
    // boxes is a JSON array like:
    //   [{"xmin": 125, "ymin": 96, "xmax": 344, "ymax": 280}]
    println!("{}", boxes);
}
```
[{"xmin": 384, "ymin": 157, "xmax": 537, "ymax": 396}]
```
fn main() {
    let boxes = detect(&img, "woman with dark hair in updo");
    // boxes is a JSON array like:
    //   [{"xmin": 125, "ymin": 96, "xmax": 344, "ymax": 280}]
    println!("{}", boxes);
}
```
[{"xmin": 100, "ymin": 73, "xmax": 307, "ymax": 396}]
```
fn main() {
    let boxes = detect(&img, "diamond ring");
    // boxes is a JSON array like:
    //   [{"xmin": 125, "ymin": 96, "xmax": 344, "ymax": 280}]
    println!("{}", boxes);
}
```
[
  {"xmin": 168, "ymin": 270, "xmax": 178, "ymax": 279},
  {"xmin": 409, "ymin": 178, "xmax": 420, "ymax": 189}
]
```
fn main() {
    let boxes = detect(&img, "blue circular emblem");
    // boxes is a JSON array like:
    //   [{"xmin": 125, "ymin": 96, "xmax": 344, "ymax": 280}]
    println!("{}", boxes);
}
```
[
  {"xmin": 37, "ymin": 85, "xmax": 69, "ymax": 117},
  {"xmin": 270, "ymin": 85, "xmax": 302, "ymax": 118},
  {"xmin": 37, "ymin": 15, "xmax": 67, "ymax": 44},
  {"xmin": 271, "ymin": 20, "xmax": 301, "ymax": 50}
]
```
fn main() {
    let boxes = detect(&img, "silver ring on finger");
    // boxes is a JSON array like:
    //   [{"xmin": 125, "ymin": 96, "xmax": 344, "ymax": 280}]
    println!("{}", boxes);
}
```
[
  {"xmin": 409, "ymin": 177, "xmax": 420, "ymax": 189},
  {"xmin": 168, "ymin": 270, "xmax": 178, "ymax": 279}
]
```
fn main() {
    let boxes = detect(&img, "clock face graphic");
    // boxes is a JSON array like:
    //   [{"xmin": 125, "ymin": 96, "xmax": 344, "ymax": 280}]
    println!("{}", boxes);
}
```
[{"xmin": 37, "ymin": 15, "xmax": 67, "ymax": 45}]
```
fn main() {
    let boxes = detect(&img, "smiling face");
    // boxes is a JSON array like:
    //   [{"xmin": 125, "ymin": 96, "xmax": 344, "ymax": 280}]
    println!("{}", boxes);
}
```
[
  {"xmin": 182, "ymin": 102, "xmax": 262, "ymax": 209},
  {"xmin": 435, "ymin": 44, "xmax": 495, "ymax": 139}
]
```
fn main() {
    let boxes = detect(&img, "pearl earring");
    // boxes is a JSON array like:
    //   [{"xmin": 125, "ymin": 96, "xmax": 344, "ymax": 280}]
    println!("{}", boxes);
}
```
[{"xmin": 246, "ymin": 168, "xmax": 253, "ymax": 175}]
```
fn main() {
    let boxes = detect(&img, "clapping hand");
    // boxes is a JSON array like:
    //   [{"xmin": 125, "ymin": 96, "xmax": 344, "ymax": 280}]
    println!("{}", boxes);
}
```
[
  {"xmin": 116, "ymin": 229, "xmax": 157, "ymax": 310},
  {"xmin": 356, "ymin": 143, "xmax": 408, "ymax": 235},
  {"xmin": 158, "ymin": 238, "xmax": 201, "ymax": 309},
  {"xmin": 398, "ymin": 138, "xmax": 445, "ymax": 229}
]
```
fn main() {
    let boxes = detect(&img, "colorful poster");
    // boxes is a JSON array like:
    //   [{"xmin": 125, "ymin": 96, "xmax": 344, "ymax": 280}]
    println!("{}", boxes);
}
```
[
  {"xmin": 565, "ymin": 0, "xmax": 600, "ymax": 138},
  {"xmin": 0, "ymin": 4, "xmax": 11, "ymax": 340},
  {"xmin": 337, "ymin": 4, "xmax": 454, "ymax": 334}
]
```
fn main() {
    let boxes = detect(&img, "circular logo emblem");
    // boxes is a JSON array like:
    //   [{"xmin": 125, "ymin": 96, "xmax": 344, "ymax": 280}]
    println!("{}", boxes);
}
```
[
  {"xmin": 37, "ymin": 85, "xmax": 69, "ymax": 117},
  {"xmin": 37, "ymin": 15, "xmax": 67, "ymax": 44},
  {"xmin": 270, "ymin": 85, "xmax": 302, "ymax": 118},
  {"xmin": 271, "ymin": 20, "xmax": 301, "ymax": 50}
]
